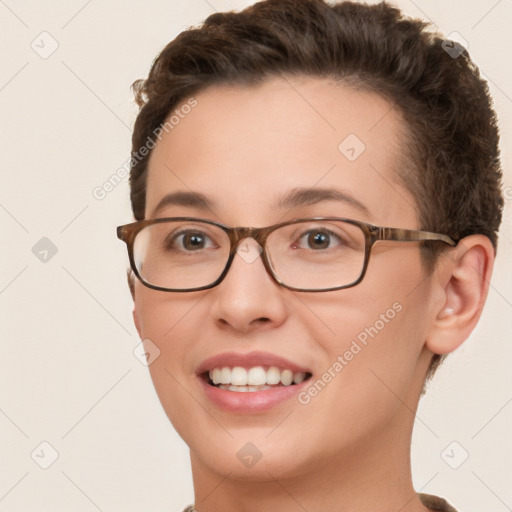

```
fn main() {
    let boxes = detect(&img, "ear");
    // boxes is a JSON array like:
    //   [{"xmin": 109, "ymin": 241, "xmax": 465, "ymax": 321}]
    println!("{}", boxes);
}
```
[
  {"xmin": 127, "ymin": 269, "xmax": 143, "ymax": 338},
  {"xmin": 127, "ymin": 268, "xmax": 135, "ymax": 300},
  {"xmin": 133, "ymin": 306, "xmax": 142, "ymax": 339},
  {"xmin": 426, "ymin": 235, "xmax": 495, "ymax": 355}
]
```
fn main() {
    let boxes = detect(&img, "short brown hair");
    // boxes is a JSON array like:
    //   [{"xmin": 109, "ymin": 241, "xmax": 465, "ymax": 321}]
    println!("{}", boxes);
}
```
[{"xmin": 128, "ymin": 0, "xmax": 504, "ymax": 381}]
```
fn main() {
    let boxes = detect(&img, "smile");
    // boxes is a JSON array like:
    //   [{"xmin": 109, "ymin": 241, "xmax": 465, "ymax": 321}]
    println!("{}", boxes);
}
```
[
  {"xmin": 207, "ymin": 365, "xmax": 311, "ymax": 392},
  {"xmin": 197, "ymin": 351, "xmax": 313, "ymax": 412}
]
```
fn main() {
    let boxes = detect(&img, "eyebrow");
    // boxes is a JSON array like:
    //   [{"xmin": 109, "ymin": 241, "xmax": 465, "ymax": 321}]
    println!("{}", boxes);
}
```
[
  {"xmin": 151, "ymin": 187, "xmax": 370, "ymax": 218},
  {"xmin": 151, "ymin": 191, "xmax": 214, "ymax": 217},
  {"xmin": 277, "ymin": 187, "xmax": 371, "ymax": 217}
]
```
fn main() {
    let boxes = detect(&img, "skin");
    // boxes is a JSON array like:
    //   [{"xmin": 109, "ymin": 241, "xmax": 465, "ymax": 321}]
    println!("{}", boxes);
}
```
[{"xmin": 132, "ymin": 76, "xmax": 494, "ymax": 512}]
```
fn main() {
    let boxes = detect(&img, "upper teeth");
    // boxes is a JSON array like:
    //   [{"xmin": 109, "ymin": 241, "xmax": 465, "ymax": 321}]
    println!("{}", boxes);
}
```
[{"xmin": 208, "ymin": 366, "xmax": 307, "ymax": 387}]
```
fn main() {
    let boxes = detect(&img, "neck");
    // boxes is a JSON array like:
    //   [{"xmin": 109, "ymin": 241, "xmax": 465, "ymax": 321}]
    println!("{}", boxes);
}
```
[{"xmin": 189, "ymin": 414, "xmax": 430, "ymax": 512}]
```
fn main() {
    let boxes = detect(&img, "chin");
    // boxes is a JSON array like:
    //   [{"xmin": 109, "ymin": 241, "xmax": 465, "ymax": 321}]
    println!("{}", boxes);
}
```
[{"xmin": 188, "ymin": 435, "xmax": 315, "ymax": 482}]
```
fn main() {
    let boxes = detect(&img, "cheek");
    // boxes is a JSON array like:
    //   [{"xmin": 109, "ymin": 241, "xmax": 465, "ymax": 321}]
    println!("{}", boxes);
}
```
[
  {"xmin": 134, "ymin": 286, "xmax": 200, "ymax": 343},
  {"xmin": 134, "ymin": 289, "xmax": 194, "ymax": 380},
  {"xmin": 134, "ymin": 292, "xmax": 208, "ymax": 385},
  {"xmin": 300, "ymin": 254, "xmax": 429, "ymax": 427},
  {"xmin": 134, "ymin": 290, "xmax": 206, "ymax": 437},
  {"xmin": 284, "ymin": 307, "xmax": 423, "ymax": 462}
]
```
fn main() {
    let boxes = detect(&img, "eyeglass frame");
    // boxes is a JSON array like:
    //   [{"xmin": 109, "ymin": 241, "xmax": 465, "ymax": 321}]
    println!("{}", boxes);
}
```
[{"xmin": 117, "ymin": 216, "xmax": 457, "ymax": 293}]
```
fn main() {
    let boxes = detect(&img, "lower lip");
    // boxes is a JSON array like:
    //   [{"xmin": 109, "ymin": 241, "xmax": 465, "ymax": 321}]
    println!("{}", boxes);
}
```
[{"xmin": 199, "ymin": 376, "xmax": 310, "ymax": 413}]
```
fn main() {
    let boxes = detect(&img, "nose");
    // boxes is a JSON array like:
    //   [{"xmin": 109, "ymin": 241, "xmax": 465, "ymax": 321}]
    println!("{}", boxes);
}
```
[{"xmin": 209, "ymin": 237, "xmax": 288, "ymax": 333}]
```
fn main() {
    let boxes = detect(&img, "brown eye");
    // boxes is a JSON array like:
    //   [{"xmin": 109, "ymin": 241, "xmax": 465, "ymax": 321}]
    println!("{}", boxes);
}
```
[
  {"xmin": 165, "ymin": 229, "xmax": 215, "ymax": 252},
  {"xmin": 295, "ymin": 229, "xmax": 345, "ymax": 250},
  {"xmin": 307, "ymin": 231, "xmax": 330, "ymax": 249},
  {"xmin": 180, "ymin": 232, "xmax": 208, "ymax": 250}
]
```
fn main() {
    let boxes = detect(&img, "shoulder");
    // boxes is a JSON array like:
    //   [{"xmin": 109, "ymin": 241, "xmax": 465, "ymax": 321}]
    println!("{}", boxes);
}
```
[
  {"xmin": 419, "ymin": 493, "xmax": 458, "ymax": 512},
  {"xmin": 181, "ymin": 497, "xmax": 457, "ymax": 512}
]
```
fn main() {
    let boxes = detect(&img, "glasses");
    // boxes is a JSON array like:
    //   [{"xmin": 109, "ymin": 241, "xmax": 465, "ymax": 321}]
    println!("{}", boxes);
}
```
[{"xmin": 117, "ymin": 217, "xmax": 456, "ymax": 293}]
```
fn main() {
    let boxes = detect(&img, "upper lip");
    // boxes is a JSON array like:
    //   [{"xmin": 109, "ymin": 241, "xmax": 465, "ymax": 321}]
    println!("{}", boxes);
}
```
[{"xmin": 196, "ymin": 351, "xmax": 311, "ymax": 375}]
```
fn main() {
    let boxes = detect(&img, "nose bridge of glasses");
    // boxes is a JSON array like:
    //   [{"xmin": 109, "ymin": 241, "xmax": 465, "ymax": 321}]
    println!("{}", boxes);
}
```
[{"xmin": 230, "ymin": 226, "xmax": 267, "ymax": 250}]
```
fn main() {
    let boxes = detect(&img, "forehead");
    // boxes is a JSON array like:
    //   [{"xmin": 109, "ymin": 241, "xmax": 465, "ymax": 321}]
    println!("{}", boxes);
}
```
[{"xmin": 145, "ymin": 76, "xmax": 417, "ymax": 227}]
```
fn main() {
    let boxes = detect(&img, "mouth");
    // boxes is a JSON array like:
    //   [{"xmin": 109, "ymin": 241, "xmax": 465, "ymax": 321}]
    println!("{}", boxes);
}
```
[
  {"xmin": 196, "ymin": 351, "xmax": 313, "ymax": 412},
  {"xmin": 202, "ymin": 365, "xmax": 313, "ymax": 392}
]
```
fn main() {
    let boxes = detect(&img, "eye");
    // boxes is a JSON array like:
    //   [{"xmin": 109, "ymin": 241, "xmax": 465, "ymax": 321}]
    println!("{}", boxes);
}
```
[
  {"xmin": 168, "ymin": 229, "xmax": 216, "ymax": 251},
  {"xmin": 295, "ymin": 229, "xmax": 346, "ymax": 250}
]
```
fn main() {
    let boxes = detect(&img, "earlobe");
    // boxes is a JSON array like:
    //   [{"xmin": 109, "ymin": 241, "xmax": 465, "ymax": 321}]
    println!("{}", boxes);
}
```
[
  {"xmin": 127, "ymin": 269, "xmax": 142, "ymax": 338},
  {"xmin": 133, "ymin": 306, "xmax": 142, "ymax": 339},
  {"xmin": 425, "ymin": 235, "xmax": 495, "ymax": 355},
  {"xmin": 127, "ymin": 268, "xmax": 135, "ymax": 300}
]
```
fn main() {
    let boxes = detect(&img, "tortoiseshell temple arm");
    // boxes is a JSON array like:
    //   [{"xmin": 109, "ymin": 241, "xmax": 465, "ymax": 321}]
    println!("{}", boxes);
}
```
[{"xmin": 376, "ymin": 227, "xmax": 457, "ymax": 247}]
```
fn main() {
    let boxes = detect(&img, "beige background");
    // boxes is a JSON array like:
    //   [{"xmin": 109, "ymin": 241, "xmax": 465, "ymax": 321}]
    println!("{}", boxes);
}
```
[{"xmin": 1, "ymin": 0, "xmax": 511, "ymax": 511}]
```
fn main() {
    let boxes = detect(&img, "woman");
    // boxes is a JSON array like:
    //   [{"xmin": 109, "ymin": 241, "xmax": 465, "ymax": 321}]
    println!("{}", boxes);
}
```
[{"xmin": 117, "ymin": 1, "xmax": 503, "ymax": 510}]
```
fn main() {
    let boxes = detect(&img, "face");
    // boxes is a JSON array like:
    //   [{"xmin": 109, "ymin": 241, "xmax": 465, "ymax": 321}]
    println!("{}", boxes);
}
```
[{"xmin": 133, "ymin": 76, "xmax": 437, "ymax": 481}]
